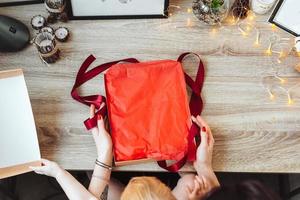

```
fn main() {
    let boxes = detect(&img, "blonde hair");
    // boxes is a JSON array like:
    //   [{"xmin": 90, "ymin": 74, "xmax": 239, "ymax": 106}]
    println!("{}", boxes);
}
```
[{"xmin": 121, "ymin": 176, "xmax": 176, "ymax": 200}]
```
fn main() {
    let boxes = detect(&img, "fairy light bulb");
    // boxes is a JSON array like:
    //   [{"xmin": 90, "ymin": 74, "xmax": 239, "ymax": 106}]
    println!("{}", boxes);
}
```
[
  {"xmin": 279, "ymin": 51, "xmax": 286, "ymax": 58},
  {"xmin": 288, "ymin": 93, "xmax": 293, "ymax": 105},
  {"xmin": 265, "ymin": 43, "xmax": 272, "ymax": 55},
  {"xmin": 267, "ymin": 88, "xmax": 275, "ymax": 100},
  {"xmin": 210, "ymin": 28, "xmax": 217, "ymax": 35},
  {"xmin": 254, "ymin": 31, "xmax": 260, "ymax": 46},
  {"xmin": 271, "ymin": 23, "xmax": 277, "ymax": 31},
  {"xmin": 248, "ymin": 13, "xmax": 255, "ymax": 21},
  {"xmin": 187, "ymin": 8, "xmax": 192, "ymax": 13}
]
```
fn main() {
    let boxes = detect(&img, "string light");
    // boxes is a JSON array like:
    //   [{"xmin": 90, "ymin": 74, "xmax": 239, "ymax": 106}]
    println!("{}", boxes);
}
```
[
  {"xmin": 166, "ymin": 4, "xmax": 299, "ymax": 104},
  {"xmin": 271, "ymin": 23, "xmax": 277, "ymax": 31},
  {"xmin": 187, "ymin": 8, "xmax": 193, "ymax": 13},
  {"xmin": 288, "ymin": 92, "xmax": 293, "ymax": 105},
  {"xmin": 267, "ymin": 88, "xmax": 275, "ymax": 100}
]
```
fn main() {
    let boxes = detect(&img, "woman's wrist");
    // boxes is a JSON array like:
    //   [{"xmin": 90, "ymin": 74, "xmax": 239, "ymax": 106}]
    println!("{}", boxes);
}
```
[
  {"xmin": 97, "ymin": 150, "xmax": 113, "ymax": 166},
  {"xmin": 54, "ymin": 166, "xmax": 66, "ymax": 180}
]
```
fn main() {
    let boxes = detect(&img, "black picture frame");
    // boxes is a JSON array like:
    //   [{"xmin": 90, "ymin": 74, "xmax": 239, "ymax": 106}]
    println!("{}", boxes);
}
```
[
  {"xmin": 66, "ymin": 0, "xmax": 169, "ymax": 20},
  {"xmin": 269, "ymin": 0, "xmax": 300, "ymax": 37},
  {"xmin": 0, "ymin": 0, "xmax": 43, "ymax": 7}
]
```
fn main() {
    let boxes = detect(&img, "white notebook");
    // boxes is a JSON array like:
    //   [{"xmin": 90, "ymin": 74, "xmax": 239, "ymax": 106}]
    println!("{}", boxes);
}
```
[{"xmin": 0, "ymin": 69, "xmax": 41, "ymax": 179}]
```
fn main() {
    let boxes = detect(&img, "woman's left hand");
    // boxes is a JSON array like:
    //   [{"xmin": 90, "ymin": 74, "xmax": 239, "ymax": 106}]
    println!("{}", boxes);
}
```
[
  {"xmin": 90, "ymin": 104, "xmax": 113, "ymax": 163},
  {"xmin": 186, "ymin": 175, "xmax": 209, "ymax": 200},
  {"xmin": 30, "ymin": 159, "xmax": 63, "ymax": 178}
]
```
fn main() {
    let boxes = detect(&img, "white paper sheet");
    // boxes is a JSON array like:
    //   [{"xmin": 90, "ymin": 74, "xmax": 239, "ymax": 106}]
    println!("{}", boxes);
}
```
[
  {"xmin": 0, "ymin": 69, "xmax": 40, "ymax": 170},
  {"xmin": 273, "ymin": 0, "xmax": 300, "ymax": 34},
  {"xmin": 70, "ymin": 0, "xmax": 166, "ymax": 16}
]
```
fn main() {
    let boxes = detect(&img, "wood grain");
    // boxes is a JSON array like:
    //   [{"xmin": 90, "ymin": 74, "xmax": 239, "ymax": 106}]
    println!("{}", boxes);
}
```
[{"xmin": 0, "ymin": 0, "xmax": 300, "ymax": 173}]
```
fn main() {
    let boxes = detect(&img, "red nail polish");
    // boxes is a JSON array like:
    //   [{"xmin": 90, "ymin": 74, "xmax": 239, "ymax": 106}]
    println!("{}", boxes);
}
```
[
  {"xmin": 97, "ymin": 115, "xmax": 102, "ymax": 120},
  {"xmin": 202, "ymin": 126, "xmax": 206, "ymax": 132}
]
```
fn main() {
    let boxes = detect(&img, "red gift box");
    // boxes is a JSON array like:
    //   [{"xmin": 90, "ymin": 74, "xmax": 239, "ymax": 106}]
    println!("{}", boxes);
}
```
[{"xmin": 71, "ymin": 53, "xmax": 205, "ymax": 172}]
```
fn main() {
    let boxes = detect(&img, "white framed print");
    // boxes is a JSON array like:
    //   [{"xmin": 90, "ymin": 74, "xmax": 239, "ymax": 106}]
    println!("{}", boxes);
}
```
[
  {"xmin": 269, "ymin": 0, "xmax": 300, "ymax": 36},
  {"xmin": 66, "ymin": 0, "xmax": 169, "ymax": 20}
]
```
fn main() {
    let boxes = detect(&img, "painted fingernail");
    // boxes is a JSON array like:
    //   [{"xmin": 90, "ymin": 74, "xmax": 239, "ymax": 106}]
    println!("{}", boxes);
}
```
[
  {"xmin": 97, "ymin": 115, "xmax": 102, "ymax": 120},
  {"xmin": 202, "ymin": 126, "xmax": 206, "ymax": 132}
]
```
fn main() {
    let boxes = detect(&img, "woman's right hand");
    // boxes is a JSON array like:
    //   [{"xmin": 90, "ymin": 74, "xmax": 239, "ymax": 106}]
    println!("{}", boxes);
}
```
[
  {"xmin": 192, "ymin": 115, "xmax": 214, "ymax": 169},
  {"xmin": 191, "ymin": 115, "xmax": 219, "ymax": 189}
]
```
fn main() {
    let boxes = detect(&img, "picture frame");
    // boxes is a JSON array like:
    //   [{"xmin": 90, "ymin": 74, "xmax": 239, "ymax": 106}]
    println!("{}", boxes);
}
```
[
  {"xmin": 66, "ymin": 0, "xmax": 169, "ymax": 20},
  {"xmin": 269, "ymin": 0, "xmax": 300, "ymax": 36},
  {"xmin": 0, "ymin": 0, "xmax": 43, "ymax": 7}
]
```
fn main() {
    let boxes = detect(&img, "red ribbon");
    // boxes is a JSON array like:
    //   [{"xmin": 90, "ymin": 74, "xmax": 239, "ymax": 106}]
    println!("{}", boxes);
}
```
[
  {"xmin": 157, "ymin": 52, "xmax": 205, "ymax": 172},
  {"xmin": 71, "ymin": 53, "xmax": 205, "ymax": 172}
]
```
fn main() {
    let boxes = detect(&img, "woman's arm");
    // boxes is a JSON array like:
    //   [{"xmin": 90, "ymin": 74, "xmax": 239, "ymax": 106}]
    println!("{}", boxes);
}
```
[
  {"xmin": 172, "ymin": 116, "xmax": 220, "ymax": 200},
  {"xmin": 88, "ymin": 105, "xmax": 114, "ymax": 199},
  {"xmin": 30, "ymin": 159, "xmax": 97, "ymax": 200}
]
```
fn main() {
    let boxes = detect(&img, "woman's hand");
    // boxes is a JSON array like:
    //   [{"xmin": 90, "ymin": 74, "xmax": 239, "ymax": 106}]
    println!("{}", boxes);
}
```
[
  {"xmin": 186, "ymin": 175, "xmax": 209, "ymax": 200},
  {"xmin": 30, "ymin": 159, "xmax": 63, "ymax": 178},
  {"xmin": 191, "ymin": 115, "xmax": 214, "ymax": 169},
  {"xmin": 191, "ymin": 115, "xmax": 220, "ymax": 189},
  {"xmin": 90, "ymin": 104, "xmax": 113, "ymax": 164}
]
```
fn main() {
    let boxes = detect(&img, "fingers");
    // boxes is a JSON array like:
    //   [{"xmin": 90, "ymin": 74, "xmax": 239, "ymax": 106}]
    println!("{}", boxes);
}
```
[
  {"xmin": 97, "ymin": 114, "xmax": 105, "ymax": 129},
  {"xmin": 40, "ymin": 158, "xmax": 50, "ymax": 166},
  {"xmin": 191, "ymin": 116, "xmax": 201, "ymax": 128},
  {"xmin": 99, "ymin": 102, "xmax": 105, "ymax": 109},
  {"xmin": 29, "ymin": 166, "xmax": 45, "ymax": 175},
  {"xmin": 192, "ymin": 115, "xmax": 215, "ymax": 147},
  {"xmin": 200, "ymin": 127, "xmax": 208, "ymax": 147},
  {"xmin": 196, "ymin": 175, "xmax": 207, "ymax": 190},
  {"xmin": 90, "ymin": 104, "xmax": 95, "ymax": 118}
]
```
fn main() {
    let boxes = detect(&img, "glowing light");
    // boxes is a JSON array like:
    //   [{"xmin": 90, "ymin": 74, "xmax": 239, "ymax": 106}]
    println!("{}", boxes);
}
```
[
  {"xmin": 187, "ymin": 8, "xmax": 192, "ymax": 13},
  {"xmin": 265, "ymin": 49, "xmax": 272, "ymax": 55},
  {"xmin": 267, "ymin": 89, "xmax": 275, "ymax": 100},
  {"xmin": 288, "ymin": 94, "xmax": 293, "ymax": 105},
  {"xmin": 211, "ymin": 28, "xmax": 217, "ymax": 35},
  {"xmin": 248, "ymin": 15, "xmax": 254, "ymax": 21},
  {"xmin": 265, "ymin": 44, "xmax": 272, "ymax": 55},
  {"xmin": 247, "ymin": 11, "xmax": 255, "ymax": 21},
  {"xmin": 271, "ymin": 24, "xmax": 277, "ymax": 31},
  {"xmin": 241, "ymin": 31, "xmax": 248, "ymax": 37},
  {"xmin": 278, "ymin": 51, "xmax": 287, "ymax": 60}
]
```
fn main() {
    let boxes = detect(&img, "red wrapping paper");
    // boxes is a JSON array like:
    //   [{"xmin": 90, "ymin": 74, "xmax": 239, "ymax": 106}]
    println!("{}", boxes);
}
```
[{"xmin": 104, "ymin": 60, "xmax": 191, "ymax": 162}]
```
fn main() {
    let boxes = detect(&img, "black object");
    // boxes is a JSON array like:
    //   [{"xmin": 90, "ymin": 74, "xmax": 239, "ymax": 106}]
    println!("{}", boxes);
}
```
[
  {"xmin": 0, "ymin": 0, "xmax": 42, "ymax": 7},
  {"xmin": 66, "ymin": 0, "xmax": 169, "ymax": 20},
  {"xmin": 0, "ymin": 15, "xmax": 30, "ymax": 52}
]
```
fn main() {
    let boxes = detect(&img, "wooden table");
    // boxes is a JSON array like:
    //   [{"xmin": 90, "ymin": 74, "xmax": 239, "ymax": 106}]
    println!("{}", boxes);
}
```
[{"xmin": 1, "ymin": 0, "xmax": 300, "ymax": 173}]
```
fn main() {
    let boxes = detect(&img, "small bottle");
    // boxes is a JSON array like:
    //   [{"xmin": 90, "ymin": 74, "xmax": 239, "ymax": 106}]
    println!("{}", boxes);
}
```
[{"xmin": 251, "ymin": 0, "xmax": 277, "ymax": 15}]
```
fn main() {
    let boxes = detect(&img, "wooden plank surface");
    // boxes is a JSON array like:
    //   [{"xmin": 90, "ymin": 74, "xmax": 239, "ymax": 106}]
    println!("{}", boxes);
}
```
[{"xmin": 1, "ymin": 0, "xmax": 300, "ymax": 173}]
